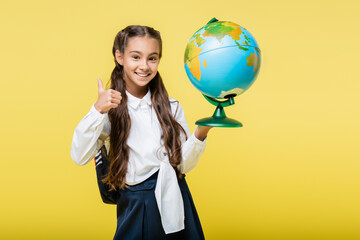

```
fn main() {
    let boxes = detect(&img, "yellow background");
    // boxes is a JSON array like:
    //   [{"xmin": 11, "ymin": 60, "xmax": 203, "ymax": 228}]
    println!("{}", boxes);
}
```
[{"xmin": 1, "ymin": 0, "xmax": 359, "ymax": 239}]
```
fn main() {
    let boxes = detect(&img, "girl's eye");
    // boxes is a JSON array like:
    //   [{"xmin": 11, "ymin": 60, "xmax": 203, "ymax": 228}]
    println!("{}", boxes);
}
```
[
  {"xmin": 132, "ymin": 56, "xmax": 140, "ymax": 59},
  {"xmin": 149, "ymin": 57, "xmax": 158, "ymax": 61}
]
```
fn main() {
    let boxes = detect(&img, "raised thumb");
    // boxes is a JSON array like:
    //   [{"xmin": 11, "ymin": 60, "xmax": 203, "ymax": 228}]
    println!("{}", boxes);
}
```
[{"xmin": 97, "ymin": 78, "xmax": 104, "ymax": 92}]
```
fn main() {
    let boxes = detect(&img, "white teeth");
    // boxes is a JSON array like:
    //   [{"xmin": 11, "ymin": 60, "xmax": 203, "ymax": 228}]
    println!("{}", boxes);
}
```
[{"xmin": 136, "ymin": 73, "xmax": 149, "ymax": 77}]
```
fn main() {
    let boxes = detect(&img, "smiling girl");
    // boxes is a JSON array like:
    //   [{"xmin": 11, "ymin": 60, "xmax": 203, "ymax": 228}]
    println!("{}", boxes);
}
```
[{"xmin": 71, "ymin": 25, "xmax": 211, "ymax": 240}]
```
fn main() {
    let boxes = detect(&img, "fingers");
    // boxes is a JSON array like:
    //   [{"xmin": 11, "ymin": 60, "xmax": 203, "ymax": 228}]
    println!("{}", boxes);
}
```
[
  {"xmin": 102, "ymin": 101, "xmax": 119, "ymax": 112},
  {"xmin": 105, "ymin": 90, "xmax": 122, "ymax": 108},
  {"xmin": 110, "ymin": 89, "xmax": 122, "ymax": 99},
  {"xmin": 109, "ymin": 103, "xmax": 119, "ymax": 109},
  {"xmin": 111, "ymin": 97, "xmax": 121, "ymax": 104}
]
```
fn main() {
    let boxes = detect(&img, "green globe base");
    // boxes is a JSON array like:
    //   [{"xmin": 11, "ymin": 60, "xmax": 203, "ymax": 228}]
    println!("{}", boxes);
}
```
[
  {"xmin": 196, "ymin": 117, "xmax": 242, "ymax": 127},
  {"xmin": 195, "ymin": 103, "xmax": 243, "ymax": 128}
]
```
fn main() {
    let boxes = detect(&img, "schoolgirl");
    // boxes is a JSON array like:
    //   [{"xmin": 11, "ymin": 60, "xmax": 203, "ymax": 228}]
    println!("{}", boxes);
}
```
[{"xmin": 70, "ymin": 25, "xmax": 212, "ymax": 240}]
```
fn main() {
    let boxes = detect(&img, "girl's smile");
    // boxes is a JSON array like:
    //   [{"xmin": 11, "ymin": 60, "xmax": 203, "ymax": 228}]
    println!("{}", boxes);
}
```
[{"xmin": 135, "ymin": 72, "xmax": 150, "ymax": 77}]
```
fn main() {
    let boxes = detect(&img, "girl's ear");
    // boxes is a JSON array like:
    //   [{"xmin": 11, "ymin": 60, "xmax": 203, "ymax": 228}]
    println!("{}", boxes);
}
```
[{"xmin": 115, "ymin": 50, "xmax": 123, "ymax": 66}]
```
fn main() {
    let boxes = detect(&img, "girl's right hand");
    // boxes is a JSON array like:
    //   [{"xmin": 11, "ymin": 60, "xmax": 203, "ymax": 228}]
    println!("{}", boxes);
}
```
[{"xmin": 94, "ymin": 78, "xmax": 122, "ymax": 114}]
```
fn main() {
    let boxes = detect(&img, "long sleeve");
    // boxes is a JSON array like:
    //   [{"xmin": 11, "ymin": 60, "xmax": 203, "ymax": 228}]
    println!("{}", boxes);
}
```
[
  {"xmin": 170, "ymin": 100, "xmax": 207, "ymax": 174},
  {"xmin": 70, "ymin": 104, "xmax": 110, "ymax": 166}
]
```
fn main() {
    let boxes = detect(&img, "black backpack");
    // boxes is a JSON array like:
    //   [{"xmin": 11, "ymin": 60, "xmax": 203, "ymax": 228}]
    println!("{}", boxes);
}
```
[{"xmin": 94, "ymin": 145, "xmax": 119, "ymax": 204}]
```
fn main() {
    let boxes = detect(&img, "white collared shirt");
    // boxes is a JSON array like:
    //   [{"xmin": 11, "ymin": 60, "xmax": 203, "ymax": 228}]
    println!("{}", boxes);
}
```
[{"xmin": 70, "ymin": 89, "xmax": 206, "ymax": 234}]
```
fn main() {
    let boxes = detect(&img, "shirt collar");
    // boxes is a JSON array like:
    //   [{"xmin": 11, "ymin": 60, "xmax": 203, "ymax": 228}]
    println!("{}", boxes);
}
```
[{"xmin": 126, "ymin": 88, "xmax": 152, "ymax": 109}]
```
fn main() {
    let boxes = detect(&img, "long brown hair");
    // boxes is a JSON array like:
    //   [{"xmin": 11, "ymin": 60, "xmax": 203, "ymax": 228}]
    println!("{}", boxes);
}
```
[{"xmin": 102, "ymin": 25, "xmax": 187, "ymax": 191}]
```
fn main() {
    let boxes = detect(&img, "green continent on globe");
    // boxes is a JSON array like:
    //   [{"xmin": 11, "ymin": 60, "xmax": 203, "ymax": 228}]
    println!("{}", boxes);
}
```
[
  {"xmin": 203, "ymin": 22, "xmax": 242, "ymax": 43},
  {"xmin": 194, "ymin": 33, "xmax": 206, "ymax": 47}
]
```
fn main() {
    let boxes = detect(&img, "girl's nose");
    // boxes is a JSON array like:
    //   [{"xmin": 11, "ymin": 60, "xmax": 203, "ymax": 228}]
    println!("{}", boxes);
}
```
[{"xmin": 139, "ymin": 60, "xmax": 149, "ymax": 71}]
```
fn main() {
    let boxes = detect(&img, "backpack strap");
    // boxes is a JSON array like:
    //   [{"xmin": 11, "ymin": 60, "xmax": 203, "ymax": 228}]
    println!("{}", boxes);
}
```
[{"xmin": 94, "ymin": 145, "xmax": 119, "ymax": 204}]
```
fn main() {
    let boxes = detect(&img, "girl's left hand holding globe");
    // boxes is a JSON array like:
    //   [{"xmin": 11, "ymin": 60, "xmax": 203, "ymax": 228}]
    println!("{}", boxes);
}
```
[{"xmin": 195, "ymin": 126, "xmax": 213, "ymax": 141}]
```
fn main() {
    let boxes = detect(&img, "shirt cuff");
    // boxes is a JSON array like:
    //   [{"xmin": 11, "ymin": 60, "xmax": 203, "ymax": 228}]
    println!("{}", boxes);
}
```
[
  {"xmin": 90, "ymin": 104, "xmax": 105, "ymax": 116},
  {"xmin": 84, "ymin": 104, "xmax": 106, "ymax": 125},
  {"xmin": 190, "ymin": 132, "xmax": 207, "ymax": 144}
]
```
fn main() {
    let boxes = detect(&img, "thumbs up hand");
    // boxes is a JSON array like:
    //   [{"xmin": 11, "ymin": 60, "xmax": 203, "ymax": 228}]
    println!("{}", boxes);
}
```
[{"xmin": 94, "ymin": 78, "xmax": 122, "ymax": 114}]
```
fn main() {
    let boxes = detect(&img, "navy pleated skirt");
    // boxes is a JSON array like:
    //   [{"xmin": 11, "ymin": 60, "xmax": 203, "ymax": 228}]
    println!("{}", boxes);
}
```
[{"xmin": 113, "ymin": 171, "xmax": 205, "ymax": 240}]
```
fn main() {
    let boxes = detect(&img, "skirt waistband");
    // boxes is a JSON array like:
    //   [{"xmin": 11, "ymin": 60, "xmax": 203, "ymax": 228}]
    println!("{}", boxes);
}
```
[{"xmin": 126, "ymin": 170, "xmax": 159, "ymax": 192}]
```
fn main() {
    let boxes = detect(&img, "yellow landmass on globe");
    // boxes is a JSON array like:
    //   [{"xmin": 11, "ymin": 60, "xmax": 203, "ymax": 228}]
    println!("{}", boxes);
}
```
[
  {"xmin": 224, "ymin": 23, "xmax": 242, "ymax": 41},
  {"xmin": 218, "ymin": 88, "xmax": 244, "ymax": 98},
  {"xmin": 203, "ymin": 59, "xmax": 207, "ymax": 68},
  {"xmin": 246, "ymin": 52, "xmax": 260, "ymax": 77},
  {"xmin": 184, "ymin": 38, "xmax": 203, "ymax": 81}
]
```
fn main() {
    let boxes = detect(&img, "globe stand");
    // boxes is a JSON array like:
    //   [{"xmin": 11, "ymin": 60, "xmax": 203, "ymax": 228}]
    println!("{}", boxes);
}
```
[{"xmin": 195, "ymin": 94, "xmax": 243, "ymax": 128}]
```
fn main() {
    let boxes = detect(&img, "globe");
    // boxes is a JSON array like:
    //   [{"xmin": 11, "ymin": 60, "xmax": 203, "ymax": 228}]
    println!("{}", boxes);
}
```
[
  {"xmin": 184, "ymin": 18, "xmax": 261, "ymax": 99},
  {"xmin": 184, "ymin": 18, "xmax": 261, "ymax": 127}
]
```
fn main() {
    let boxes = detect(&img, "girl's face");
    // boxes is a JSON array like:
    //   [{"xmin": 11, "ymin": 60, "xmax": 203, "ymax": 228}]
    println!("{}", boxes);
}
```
[{"xmin": 116, "ymin": 36, "xmax": 160, "ymax": 96}]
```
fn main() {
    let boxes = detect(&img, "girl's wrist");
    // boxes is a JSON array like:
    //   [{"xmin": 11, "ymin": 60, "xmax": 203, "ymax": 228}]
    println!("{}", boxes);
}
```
[
  {"xmin": 94, "ymin": 103, "xmax": 104, "ymax": 114},
  {"xmin": 194, "ymin": 126, "xmax": 212, "ymax": 141}
]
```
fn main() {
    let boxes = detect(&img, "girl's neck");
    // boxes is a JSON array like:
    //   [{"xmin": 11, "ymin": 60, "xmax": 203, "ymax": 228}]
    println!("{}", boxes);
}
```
[{"xmin": 126, "ymin": 85, "xmax": 148, "ymax": 99}]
